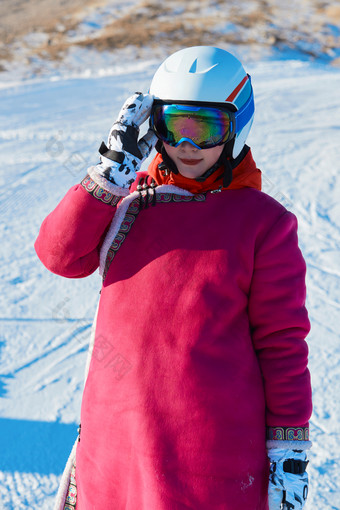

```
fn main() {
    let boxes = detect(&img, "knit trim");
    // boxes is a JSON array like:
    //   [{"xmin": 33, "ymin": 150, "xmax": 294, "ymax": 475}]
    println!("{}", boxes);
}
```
[
  {"xmin": 266, "ymin": 440, "xmax": 312, "ymax": 451},
  {"xmin": 99, "ymin": 190, "xmax": 139, "ymax": 277},
  {"xmin": 153, "ymin": 184, "xmax": 195, "ymax": 197},
  {"xmin": 102, "ymin": 195, "xmax": 140, "ymax": 280},
  {"xmin": 63, "ymin": 461, "xmax": 77, "ymax": 509},
  {"xmin": 99, "ymin": 184, "xmax": 205, "ymax": 280},
  {"xmin": 267, "ymin": 426, "xmax": 309, "ymax": 442},
  {"xmin": 53, "ymin": 439, "xmax": 77, "ymax": 510},
  {"xmin": 86, "ymin": 166, "xmax": 129, "ymax": 199}
]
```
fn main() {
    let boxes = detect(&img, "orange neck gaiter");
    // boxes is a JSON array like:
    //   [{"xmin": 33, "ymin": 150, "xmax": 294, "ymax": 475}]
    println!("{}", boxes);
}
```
[{"xmin": 147, "ymin": 148, "xmax": 262, "ymax": 194}]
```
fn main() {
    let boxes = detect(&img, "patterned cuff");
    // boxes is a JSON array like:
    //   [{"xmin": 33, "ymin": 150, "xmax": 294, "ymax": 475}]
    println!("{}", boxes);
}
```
[
  {"xmin": 81, "ymin": 171, "xmax": 128, "ymax": 207},
  {"xmin": 267, "ymin": 426, "xmax": 309, "ymax": 442},
  {"xmin": 266, "ymin": 426, "xmax": 311, "ymax": 451},
  {"xmin": 87, "ymin": 165, "xmax": 130, "ymax": 198}
]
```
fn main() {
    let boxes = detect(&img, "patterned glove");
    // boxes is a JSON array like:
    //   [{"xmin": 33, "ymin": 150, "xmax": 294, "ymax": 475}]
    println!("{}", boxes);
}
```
[
  {"xmin": 98, "ymin": 92, "xmax": 157, "ymax": 188},
  {"xmin": 268, "ymin": 448, "xmax": 309, "ymax": 509}
]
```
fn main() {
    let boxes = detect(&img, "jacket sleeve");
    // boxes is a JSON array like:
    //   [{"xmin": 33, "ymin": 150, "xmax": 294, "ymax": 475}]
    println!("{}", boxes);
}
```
[
  {"xmin": 35, "ymin": 172, "xmax": 128, "ymax": 278},
  {"xmin": 248, "ymin": 210, "xmax": 312, "ymax": 439}
]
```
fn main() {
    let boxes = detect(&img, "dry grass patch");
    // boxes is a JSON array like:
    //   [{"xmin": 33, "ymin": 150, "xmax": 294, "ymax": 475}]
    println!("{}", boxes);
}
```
[{"xmin": 1, "ymin": 0, "xmax": 340, "ymax": 68}]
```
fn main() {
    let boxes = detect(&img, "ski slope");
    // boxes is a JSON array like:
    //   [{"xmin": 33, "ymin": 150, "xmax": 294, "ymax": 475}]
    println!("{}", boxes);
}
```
[{"xmin": 0, "ymin": 57, "xmax": 340, "ymax": 508}]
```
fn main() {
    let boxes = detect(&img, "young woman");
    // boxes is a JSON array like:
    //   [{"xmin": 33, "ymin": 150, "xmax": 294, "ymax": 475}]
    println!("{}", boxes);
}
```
[{"xmin": 35, "ymin": 46, "xmax": 312, "ymax": 510}]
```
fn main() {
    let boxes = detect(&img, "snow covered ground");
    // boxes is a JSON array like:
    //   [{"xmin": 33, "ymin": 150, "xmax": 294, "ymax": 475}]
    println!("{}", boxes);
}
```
[{"xmin": 0, "ymin": 37, "xmax": 340, "ymax": 510}]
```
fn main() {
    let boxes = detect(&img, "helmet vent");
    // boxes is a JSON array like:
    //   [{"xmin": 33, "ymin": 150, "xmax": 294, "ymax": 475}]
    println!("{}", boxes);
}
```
[{"xmin": 189, "ymin": 59, "xmax": 197, "ymax": 73}]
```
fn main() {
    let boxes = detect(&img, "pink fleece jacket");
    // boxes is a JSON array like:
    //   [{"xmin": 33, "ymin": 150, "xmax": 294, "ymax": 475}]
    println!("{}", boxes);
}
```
[{"xmin": 35, "ymin": 151, "xmax": 312, "ymax": 510}]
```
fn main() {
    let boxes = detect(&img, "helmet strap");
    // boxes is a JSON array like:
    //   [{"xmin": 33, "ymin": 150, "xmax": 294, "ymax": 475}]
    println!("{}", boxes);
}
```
[
  {"xmin": 159, "ymin": 144, "xmax": 179, "ymax": 174},
  {"xmin": 195, "ymin": 143, "xmax": 249, "ymax": 187},
  {"xmin": 214, "ymin": 144, "xmax": 251, "ymax": 188},
  {"xmin": 155, "ymin": 139, "xmax": 163, "ymax": 153},
  {"xmin": 218, "ymin": 147, "xmax": 233, "ymax": 188},
  {"xmin": 194, "ymin": 160, "xmax": 221, "ymax": 182}
]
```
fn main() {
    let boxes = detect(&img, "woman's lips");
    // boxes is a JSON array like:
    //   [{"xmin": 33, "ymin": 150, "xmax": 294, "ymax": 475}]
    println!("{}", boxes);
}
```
[{"xmin": 179, "ymin": 158, "xmax": 203, "ymax": 166}]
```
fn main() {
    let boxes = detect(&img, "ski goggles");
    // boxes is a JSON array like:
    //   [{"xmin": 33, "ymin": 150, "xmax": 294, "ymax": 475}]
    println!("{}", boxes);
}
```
[{"xmin": 150, "ymin": 91, "xmax": 254, "ymax": 150}]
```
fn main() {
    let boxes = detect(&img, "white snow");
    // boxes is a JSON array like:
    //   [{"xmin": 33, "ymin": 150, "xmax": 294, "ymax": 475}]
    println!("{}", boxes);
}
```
[{"xmin": 0, "ymin": 45, "xmax": 340, "ymax": 510}]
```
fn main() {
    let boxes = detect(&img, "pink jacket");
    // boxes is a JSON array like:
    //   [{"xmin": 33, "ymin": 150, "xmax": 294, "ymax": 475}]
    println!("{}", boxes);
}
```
[{"xmin": 35, "ymin": 150, "xmax": 312, "ymax": 509}]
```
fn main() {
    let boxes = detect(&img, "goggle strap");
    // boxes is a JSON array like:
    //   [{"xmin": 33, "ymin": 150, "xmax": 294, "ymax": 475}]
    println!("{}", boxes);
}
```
[{"xmin": 234, "ymin": 92, "xmax": 254, "ymax": 133}]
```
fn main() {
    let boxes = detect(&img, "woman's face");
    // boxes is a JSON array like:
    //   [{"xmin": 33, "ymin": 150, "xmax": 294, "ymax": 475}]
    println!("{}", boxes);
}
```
[{"xmin": 163, "ymin": 141, "xmax": 224, "ymax": 179}]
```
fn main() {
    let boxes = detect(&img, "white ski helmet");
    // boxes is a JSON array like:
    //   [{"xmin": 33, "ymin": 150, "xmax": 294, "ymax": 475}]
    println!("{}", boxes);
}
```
[{"xmin": 149, "ymin": 46, "xmax": 254, "ymax": 159}]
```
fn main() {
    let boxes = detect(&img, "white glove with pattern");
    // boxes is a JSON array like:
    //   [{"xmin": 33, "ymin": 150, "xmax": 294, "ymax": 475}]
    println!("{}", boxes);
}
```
[
  {"xmin": 98, "ymin": 92, "xmax": 157, "ymax": 188},
  {"xmin": 268, "ymin": 448, "xmax": 309, "ymax": 510}
]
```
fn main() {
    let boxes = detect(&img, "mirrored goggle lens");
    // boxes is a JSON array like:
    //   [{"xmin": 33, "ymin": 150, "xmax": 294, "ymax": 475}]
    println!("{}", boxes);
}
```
[{"xmin": 151, "ymin": 104, "xmax": 233, "ymax": 149}]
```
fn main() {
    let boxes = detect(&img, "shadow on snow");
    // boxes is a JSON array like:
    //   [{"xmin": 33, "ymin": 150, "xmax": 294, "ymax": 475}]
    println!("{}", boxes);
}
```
[{"xmin": 0, "ymin": 417, "xmax": 78, "ymax": 474}]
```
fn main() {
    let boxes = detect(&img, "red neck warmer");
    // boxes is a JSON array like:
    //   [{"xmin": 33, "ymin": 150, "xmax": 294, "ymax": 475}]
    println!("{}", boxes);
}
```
[{"xmin": 147, "ymin": 148, "xmax": 262, "ymax": 194}]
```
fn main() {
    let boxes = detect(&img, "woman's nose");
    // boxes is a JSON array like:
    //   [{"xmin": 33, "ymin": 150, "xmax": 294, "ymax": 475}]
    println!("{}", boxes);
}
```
[{"xmin": 179, "ymin": 141, "xmax": 199, "ymax": 151}]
